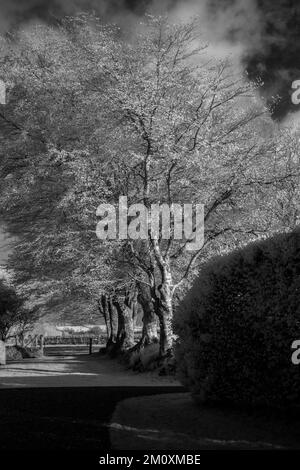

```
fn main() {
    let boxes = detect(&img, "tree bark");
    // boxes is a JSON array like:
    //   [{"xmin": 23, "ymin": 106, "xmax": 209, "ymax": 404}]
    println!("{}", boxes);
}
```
[
  {"xmin": 98, "ymin": 294, "xmax": 112, "ymax": 348},
  {"xmin": 153, "ymin": 257, "xmax": 174, "ymax": 356},
  {"xmin": 113, "ymin": 291, "xmax": 136, "ymax": 353},
  {"xmin": 98, "ymin": 294, "xmax": 119, "ymax": 351},
  {"xmin": 108, "ymin": 296, "xmax": 118, "ymax": 349},
  {"xmin": 0, "ymin": 340, "xmax": 6, "ymax": 366},
  {"xmin": 157, "ymin": 284, "xmax": 173, "ymax": 356},
  {"xmin": 138, "ymin": 283, "xmax": 158, "ymax": 347}
]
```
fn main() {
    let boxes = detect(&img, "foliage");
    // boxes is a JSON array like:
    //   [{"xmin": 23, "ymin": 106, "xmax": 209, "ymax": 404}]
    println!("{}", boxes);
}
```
[
  {"xmin": 0, "ymin": 14, "xmax": 299, "ymax": 353},
  {"xmin": 175, "ymin": 228, "xmax": 300, "ymax": 407},
  {"xmin": 0, "ymin": 279, "xmax": 30, "ymax": 340}
]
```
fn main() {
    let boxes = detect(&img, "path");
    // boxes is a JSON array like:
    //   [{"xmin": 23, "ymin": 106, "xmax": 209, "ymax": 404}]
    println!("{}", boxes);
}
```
[
  {"xmin": 0, "ymin": 353, "xmax": 182, "ymax": 450},
  {"xmin": 0, "ymin": 353, "xmax": 179, "ymax": 388}
]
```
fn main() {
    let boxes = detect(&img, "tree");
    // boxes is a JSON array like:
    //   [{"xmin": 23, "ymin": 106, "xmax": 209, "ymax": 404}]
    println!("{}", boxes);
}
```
[
  {"xmin": 81, "ymin": 15, "xmax": 297, "ymax": 354},
  {"xmin": 0, "ymin": 279, "xmax": 28, "ymax": 341},
  {"xmin": 0, "ymin": 14, "xmax": 298, "ymax": 357}
]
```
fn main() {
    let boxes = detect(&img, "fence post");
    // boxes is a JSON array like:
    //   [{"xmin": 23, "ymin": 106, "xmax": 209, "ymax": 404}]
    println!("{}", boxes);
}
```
[
  {"xmin": 89, "ymin": 338, "xmax": 93, "ymax": 355},
  {"xmin": 40, "ymin": 335, "xmax": 44, "ymax": 355}
]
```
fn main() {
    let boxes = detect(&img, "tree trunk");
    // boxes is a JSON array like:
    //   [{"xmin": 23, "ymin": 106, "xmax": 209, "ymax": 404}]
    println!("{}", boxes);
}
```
[
  {"xmin": 132, "ymin": 288, "xmax": 139, "ymax": 330},
  {"xmin": 19, "ymin": 332, "xmax": 25, "ymax": 348},
  {"xmin": 98, "ymin": 294, "xmax": 119, "ymax": 352},
  {"xmin": 157, "ymin": 287, "xmax": 173, "ymax": 356},
  {"xmin": 0, "ymin": 340, "xmax": 6, "ymax": 366},
  {"xmin": 138, "ymin": 283, "xmax": 158, "ymax": 347},
  {"xmin": 113, "ymin": 291, "xmax": 135, "ymax": 353},
  {"xmin": 98, "ymin": 295, "xmax": 112, "ymax": 348},
  {"xmin": 108, "ymin": 296, "xmax": 118, "ymax": 350},
  {"xmin": 151, "ymin": 241, "xmax": 174, "ymax": 356},
  {"xmin": 155, "ymin": 263, "xmax": 174, "ymax": 356}
]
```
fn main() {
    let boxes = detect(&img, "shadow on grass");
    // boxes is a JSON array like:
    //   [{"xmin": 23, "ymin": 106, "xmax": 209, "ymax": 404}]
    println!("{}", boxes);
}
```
[{"xmin": 0, "ymin": 385, "xmax": 183, "ymax": 450}]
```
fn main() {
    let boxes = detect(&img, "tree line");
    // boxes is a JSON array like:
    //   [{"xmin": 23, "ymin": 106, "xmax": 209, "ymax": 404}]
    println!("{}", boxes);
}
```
[{"xmin": 0, "ymin": 14, "xmax": 299, "ymax": 360}]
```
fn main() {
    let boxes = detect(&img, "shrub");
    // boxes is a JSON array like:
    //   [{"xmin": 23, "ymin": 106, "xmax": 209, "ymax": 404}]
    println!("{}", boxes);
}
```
[
  {"xmin": 175, "ymin": 228, "xmax": 300, "ymax": 407},
  {"xmin": 6, "ymin": 345, "xmax": 44, "ymax": 360},
  {"xmin": 6, "ymin": 345, "xmax": 23, "ymax": 361}
]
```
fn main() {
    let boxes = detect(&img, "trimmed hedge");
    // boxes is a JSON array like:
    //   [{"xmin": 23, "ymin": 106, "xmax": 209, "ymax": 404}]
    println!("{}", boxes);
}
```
[{"xmin": 175, "ymin": 228, "xmax": 300, "ymax": 407}]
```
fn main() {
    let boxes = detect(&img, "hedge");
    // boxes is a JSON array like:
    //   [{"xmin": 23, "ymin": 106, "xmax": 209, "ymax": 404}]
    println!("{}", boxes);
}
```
[{"xmin": 175, "ymin": 228, "xmax": 300, "ymax": 407}]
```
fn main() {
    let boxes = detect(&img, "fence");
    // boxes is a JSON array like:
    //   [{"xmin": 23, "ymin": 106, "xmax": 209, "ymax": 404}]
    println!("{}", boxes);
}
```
[{"xmin": 44, "ymin": 336, "xmax": 105, "ymax": 346}]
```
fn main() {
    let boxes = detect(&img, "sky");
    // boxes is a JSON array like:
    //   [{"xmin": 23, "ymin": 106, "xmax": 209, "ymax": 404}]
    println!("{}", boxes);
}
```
[
  {"xmin": 0, "ymin": 0, "xmax": 298, "ymax": 117},
  {"xmin": 0, "ymin": 0, "xmax": 299, "ymax": 263}
]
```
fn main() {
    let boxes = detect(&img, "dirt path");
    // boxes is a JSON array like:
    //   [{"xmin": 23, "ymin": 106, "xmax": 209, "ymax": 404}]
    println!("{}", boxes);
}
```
[
  {"xmin": 0, "ymin": 353, "xmax": 179, "ymax": 388},
  {"xmin": 0, "ymin": 353, "xmax": 183, "ymax": 450}
]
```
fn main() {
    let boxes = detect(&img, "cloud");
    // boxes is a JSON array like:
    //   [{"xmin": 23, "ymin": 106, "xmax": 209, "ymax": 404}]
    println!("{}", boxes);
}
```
[
  {"xmin": 0, "ymin": 0, "xmax": 299, "ymax": 119},
  {"xmin": 167, "ymin": 0, "xmax": 300, "ymax": 120}
]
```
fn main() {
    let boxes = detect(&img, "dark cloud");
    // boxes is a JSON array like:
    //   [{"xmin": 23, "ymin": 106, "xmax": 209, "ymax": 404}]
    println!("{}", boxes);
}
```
[
  {"xmin": 184, "ymin": 0, "xmax": 300, "ymax": 120},
  {"xmin": 204, "ymin": 0, "xmax": 300, "ymax": 119},
  {"xmin": 243, "ymin": 0, "xmax": 300, "ymax": 119}
]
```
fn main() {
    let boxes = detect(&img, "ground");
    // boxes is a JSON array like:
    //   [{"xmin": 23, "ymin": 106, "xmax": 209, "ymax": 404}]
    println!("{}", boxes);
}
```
[
  {"xmin": 111, "ymin": 393, "xmax": 300, "ymax": 450},
  {"xmin": 0, "ymin": 350, "xmax": 181, "ymax": 450},
  {"xmin": 1, "ymin": 350, "xmax": 299, "ymax": 451},
  {"xmin": 0, "ymin": 351, "xmax": 179, "ymax": 388}
]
